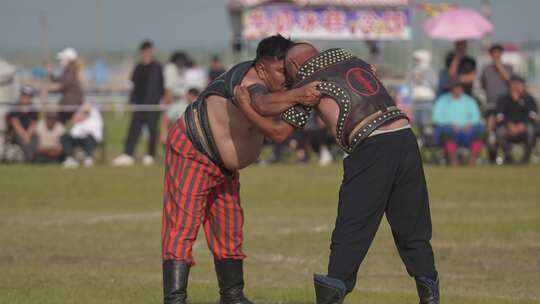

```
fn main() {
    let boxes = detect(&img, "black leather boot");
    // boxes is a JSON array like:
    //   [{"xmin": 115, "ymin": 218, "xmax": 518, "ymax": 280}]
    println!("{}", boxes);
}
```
[
  {"xmin": 313, "ymin": 274, "xmax": 347, "ymax": 304},
  {"xmin": 163, "ymin": 260, "xmax": 190, "ymax": 304},
  {"xmin": 214, "ymin": 259, "xmax": 254, "ymax": 304},
  {"xmin": 415, "ymin": 272, "xmax": 440, "ymax": 304}
]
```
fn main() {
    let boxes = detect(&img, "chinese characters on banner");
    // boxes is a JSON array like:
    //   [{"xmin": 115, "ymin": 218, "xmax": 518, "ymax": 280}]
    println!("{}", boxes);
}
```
[{"xmin": 243, "ymin": 5, "xmax": 411, "ymax": 40}]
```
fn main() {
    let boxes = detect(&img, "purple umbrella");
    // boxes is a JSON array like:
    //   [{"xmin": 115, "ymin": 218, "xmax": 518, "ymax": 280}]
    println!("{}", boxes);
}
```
[{"xmin": 424, "ymin": 7, "xmax": 493, "ymax": 41}]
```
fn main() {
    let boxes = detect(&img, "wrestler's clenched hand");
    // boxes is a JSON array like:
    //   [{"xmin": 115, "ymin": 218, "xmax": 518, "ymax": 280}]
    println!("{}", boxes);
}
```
[{"xmin": 293, "ymin": 81, "xmax": 322, "ymax": 107}]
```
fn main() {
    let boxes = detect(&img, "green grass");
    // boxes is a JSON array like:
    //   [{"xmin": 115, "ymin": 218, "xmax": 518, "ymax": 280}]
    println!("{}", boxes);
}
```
[{"xmin": 0, "ymin": 164, "xmax": 539, "ymax": 304}]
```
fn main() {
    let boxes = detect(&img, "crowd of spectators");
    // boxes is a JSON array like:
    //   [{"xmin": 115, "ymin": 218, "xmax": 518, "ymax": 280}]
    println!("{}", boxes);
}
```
[
  {"xmin": 411, "ymin": 41, "xmax": 538, "ymax": 166},
  {"xmin": 3, "ymin": 85, "xmax": 103, "ymax": 168},
  {"xmin": 2, "ymin": 39, "xmax": 538, "ymax": 167}
]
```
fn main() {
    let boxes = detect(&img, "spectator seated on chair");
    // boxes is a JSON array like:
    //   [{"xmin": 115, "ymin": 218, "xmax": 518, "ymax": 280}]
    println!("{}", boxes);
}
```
[
  {"xmin": 5, "ymin": 85, "xmax": 39, "ymax": 162},
  {"xmin": 432, "ymin": 80, "xmax": 483, "ymax": 166},
  {"xmin": 61, "ymin": 103, "xmax": 103, "ymax": 168},
  {"xmin": 35, "ymin": 112, "xmax": 65, "ymax": 163},
  {"xmin": 495, "ymin": 75, "xmax": 537, "ymax": 164}
]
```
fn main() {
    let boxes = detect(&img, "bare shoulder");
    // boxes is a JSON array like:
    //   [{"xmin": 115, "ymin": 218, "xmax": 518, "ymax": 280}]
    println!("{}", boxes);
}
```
[
  {"xmin": 240, "ymin": 67, "xmax": 265, "ymax": 88},
  {"xmin": 206, "ymin": 94, "xmax": 228, "ymax": 105}
]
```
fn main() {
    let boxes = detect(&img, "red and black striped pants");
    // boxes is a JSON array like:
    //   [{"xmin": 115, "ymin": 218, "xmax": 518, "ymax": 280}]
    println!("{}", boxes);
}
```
[{"xmin": 162, "ymin": 121, "xmax": 245, "ymax": 263}]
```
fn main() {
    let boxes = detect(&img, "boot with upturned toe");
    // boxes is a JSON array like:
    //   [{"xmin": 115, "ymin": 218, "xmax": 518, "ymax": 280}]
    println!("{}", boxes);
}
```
[
  {"xmin": 415, "ymin": 272, "xmax": 440, "ymax": 304},
  {"xmin": 214, "ymin": 259, "xmax": 254, "ymax": 304},
  {"xmin": 313, "ymin": 274, "xmax": 347, "ymax": 304},
  {"xmin": 163, "ymin": 260, "xmax": 190, "ymax": 304}
]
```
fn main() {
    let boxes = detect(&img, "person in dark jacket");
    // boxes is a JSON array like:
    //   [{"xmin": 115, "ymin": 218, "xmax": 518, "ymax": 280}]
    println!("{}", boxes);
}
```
[
  {"xmin": 495, "ymin": 75, "xmax": 538, "ymax": 164},
  {"xmin": 5, "ymin": 85, "xmax": 39, "ymax": 161},
  {"xmin": 113, "ymin": 40, "xmax": 164, "ymax": 166}
]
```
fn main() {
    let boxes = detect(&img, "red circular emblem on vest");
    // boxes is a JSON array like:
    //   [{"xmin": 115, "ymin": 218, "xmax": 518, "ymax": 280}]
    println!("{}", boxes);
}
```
[{"xmin": 345, "ymin": 68, "xmax": 380, "ymax": 96}]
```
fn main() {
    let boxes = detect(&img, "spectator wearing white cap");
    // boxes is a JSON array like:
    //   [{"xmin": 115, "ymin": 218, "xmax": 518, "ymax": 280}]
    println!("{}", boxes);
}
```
[{"xmin": 48, "ymin": 47, "xmax": 84, "ymax": 123}]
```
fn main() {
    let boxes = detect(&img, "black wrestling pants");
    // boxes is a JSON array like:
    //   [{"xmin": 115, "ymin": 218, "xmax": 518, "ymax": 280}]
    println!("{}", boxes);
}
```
[
  {"xmin": 123, "ymin": 110, "xmax": 160, "ymax": 157},
  {"xmin": 328, "ymin": 128, "xmax": 436, "ymax": 292}
]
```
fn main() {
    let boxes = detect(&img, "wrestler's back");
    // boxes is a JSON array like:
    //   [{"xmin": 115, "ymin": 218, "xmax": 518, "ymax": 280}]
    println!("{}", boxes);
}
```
[{"xmin": 317, "ymin": 97, "xmax": 408, "ymax": 138}]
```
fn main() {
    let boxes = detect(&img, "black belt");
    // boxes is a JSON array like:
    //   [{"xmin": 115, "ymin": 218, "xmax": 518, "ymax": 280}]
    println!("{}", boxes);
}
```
[
  {"xmin": 184, "ymin": 98, "xmax": 232, "ymax": 176},
  {"xmin": 348, "ymin": 108, "xmax": 408, "ymax": 153}
]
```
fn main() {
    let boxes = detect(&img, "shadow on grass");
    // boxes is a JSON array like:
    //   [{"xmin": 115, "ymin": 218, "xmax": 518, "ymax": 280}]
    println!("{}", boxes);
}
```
[{"xmin": 191, "ymin": 303, "xmax": 312, "ymax": 304}]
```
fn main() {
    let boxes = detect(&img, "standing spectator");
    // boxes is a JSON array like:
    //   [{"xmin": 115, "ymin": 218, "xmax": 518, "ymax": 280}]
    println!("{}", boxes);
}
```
[
  {"xmin": 442, "ymin": 40, "xmax": 477, "ymax": 97},
  {"xmin": 62, "ymin": 103, "xmax": 103, "ymax": 168},
  {"xmin": 309, "ymin": 115, "xmax": 335, "ymax": 166},
  {"xmin": 184, "ymin": 58, "xmax": 207, "ymax": 92},
  {"xmin": 5, "ymin": 85, "xmax": 38, "ymax": 161},
  {"xmin": 159, "ymin": 87, "xmax": 199, "ymax": 145},
  {"xmin": 481, "ymin": 44, "xmax": 513, "ymax": 163},
  {"xmin": 112, "ymin": 40, "xmax": 164, "ymax": 166},
  {"xmin": 208, "ymin": 55, "xmax": 226, "ymax": 82},
  {"xmin": 433, "ymin": 80, "xmax": 483, "ymax": 166},
  {"xmin": 35, "ymin": 112, "xmax": 65, "ymax": 163},
  {"xmin": 48, "ymin": 48, "xmax": 84, "ymax": 123},
  {"xmin": 435, "ymin": 53, "xmax": 453, "ymax": 98},
  {"xmin": 164, "ymin": 51, "xmax": 188, "ymax": 105},
  {"xmin": 410, "ymin": 49, "xmax": 437, "ymax": 131},
  {"xmin": 495, "ymin": 75, "xmax": 537, "ymax": 164}
]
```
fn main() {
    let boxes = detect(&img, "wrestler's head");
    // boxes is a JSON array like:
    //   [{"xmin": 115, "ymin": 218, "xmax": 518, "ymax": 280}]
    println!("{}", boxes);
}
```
[
  {"xmin": 284, "ymin": 43, "xmax": 320, "ymax": 83},
  {"xmin": 254, "ymin": 35, "xmax": 294, "ymax": 92}
]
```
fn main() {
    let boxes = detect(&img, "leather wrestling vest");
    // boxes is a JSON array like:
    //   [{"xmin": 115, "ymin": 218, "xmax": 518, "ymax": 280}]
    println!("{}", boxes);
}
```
[
  {"xmin": 183, "ymin": 61, "xmax": 253, "ymax": 168},
  {"xmin": 281, "ymin": 48, "xmax": 408, "ymax": 153}
]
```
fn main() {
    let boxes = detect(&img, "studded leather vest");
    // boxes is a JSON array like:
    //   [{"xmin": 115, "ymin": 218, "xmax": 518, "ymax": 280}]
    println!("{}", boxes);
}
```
[{"xmin": 281, "ymin": 48, "xmax": 407, "ymax": 153}]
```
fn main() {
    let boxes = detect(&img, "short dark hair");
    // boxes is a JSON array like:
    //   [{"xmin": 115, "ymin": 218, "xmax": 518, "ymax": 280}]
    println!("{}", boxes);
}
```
[
  {"xmin": 140, "ymin": 40, "xmax": 154, "ymax": 50},
  {"xmin": 510, "ymin": 74, "xmax": 525, "ymax": 83},
  {"xmin": 489, "ymin": 44, "xmax": 504, "ymax": 53},
  {"xmin": 170, "ymin": 51, "xmax": 189, "ymax": 67},
  {"xmin": 254, "ymin": 34, "xmax": 294, "ymax": 63},
  {"xmin": 187, "ymin": 88, "xmax": 200, "ymax": 97}
]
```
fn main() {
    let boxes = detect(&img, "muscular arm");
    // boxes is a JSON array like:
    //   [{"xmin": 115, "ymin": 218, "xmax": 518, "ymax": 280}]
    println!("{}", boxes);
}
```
[
  {"xmin": 235, "ymin": 86, "xmax": 295, "ymax": 143},
  {"xmin": 251, "ymin": 81, "xmax": 321, "ymax": 116},
  {"xmin": 252, "ymin": 89, "xmax": 301, "ymax": 116}
]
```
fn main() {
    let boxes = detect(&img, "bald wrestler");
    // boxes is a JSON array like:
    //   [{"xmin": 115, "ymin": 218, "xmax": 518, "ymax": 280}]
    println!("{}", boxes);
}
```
[
  {"xmin": 234, "ymin": 43, "xmax": 439, "ymax": 304},
  {"xmin": 162, "ymin": 35, "xmax": 321, "ymax": 304}
]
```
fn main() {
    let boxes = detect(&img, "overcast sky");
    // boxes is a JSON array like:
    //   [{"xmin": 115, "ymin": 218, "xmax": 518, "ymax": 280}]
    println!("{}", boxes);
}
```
[{"xmin": 1, "ymin": 0, "xmax": 539, "ymax": 52}]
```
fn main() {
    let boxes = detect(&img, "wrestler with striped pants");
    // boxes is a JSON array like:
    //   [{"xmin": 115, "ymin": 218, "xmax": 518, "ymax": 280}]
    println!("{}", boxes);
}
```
[{"xmin": 161, "ymin": 35, "xmax": 321, "ymax": 304}]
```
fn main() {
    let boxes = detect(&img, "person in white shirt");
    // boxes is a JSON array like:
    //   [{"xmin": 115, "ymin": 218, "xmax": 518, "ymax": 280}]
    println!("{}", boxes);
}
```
[
  {"xmin": 61, "ymin": 103, "xmax": 103, "ymax": 168},
  {"xmin": 164, "ymin": 51, "xmax": 188, "ymax": 104},
  {"xmin": 35, "ymin": 112, "xmax": 65, "ymax": 163},
  {"xmin": 184, "ymin": 59, "xmax": 207, "ymax": 92}
]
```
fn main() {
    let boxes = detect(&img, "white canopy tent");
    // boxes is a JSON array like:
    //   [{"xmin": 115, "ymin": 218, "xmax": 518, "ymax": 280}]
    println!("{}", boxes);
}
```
[{"xmin": 0, "ymin": 58, "xmax": 18, "ymax": 132}]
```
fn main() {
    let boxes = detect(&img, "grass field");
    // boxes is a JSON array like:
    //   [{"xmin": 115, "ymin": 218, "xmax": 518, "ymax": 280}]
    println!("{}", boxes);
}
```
[{"xmin": 1, "ymin": 163, "xmax": 539, "ymax": 304}]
